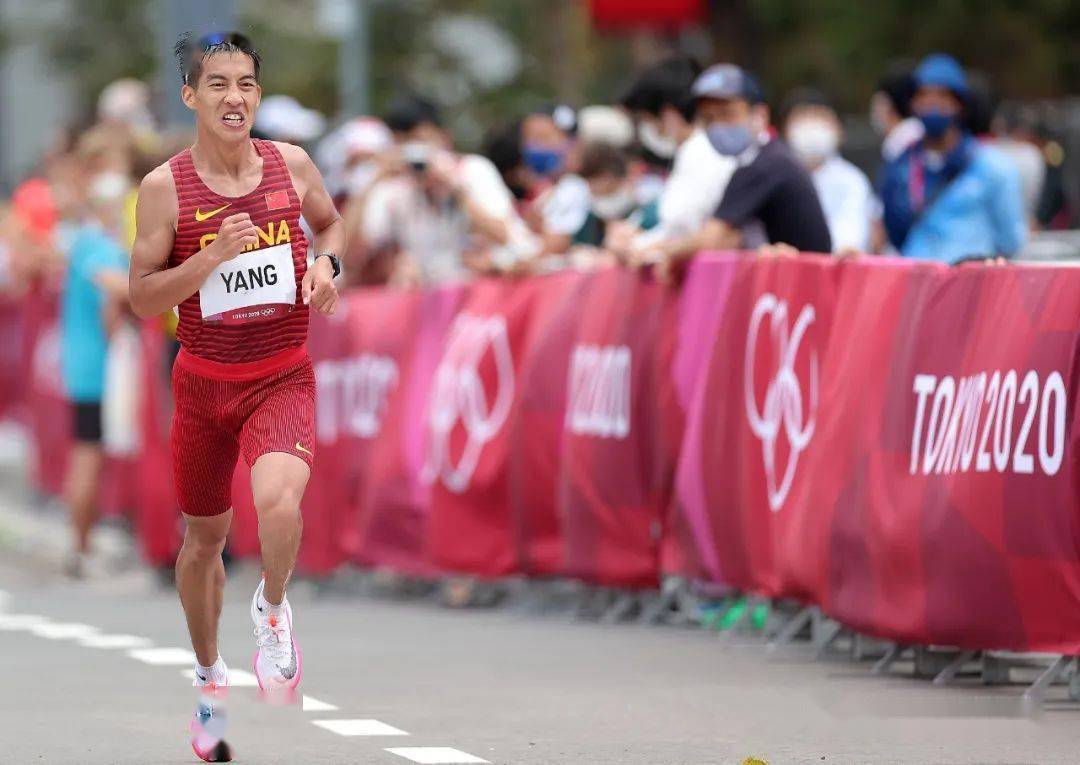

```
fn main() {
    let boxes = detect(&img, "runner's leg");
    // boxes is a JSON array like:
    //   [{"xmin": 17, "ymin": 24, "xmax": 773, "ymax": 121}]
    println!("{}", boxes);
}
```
[
  {"xmin": 250, "ymin": 453, "xmax": 309, "ymax": 605},
  {"xmin": 177, "ymin": 510, "xmax": 232, "ymax": 667},
  {"xmin": 171, "ymin": 365, "xmax": 240, "ymax": 668}
]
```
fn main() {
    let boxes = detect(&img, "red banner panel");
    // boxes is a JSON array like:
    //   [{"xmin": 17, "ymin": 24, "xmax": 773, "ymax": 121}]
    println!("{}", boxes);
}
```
[{"xmin": 8, "ymin": 255, "xmax": 1080, "ymax": 655}]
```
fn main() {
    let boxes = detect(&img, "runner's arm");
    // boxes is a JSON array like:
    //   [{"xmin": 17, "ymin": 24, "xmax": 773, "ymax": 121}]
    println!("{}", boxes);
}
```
[
  {"xmin": 277, "ymin": 142, "xmax": 346, "ymax": 263},
  {"xmin": 128, "ymin": 164, "xmax": 257, "ymax": 318}
]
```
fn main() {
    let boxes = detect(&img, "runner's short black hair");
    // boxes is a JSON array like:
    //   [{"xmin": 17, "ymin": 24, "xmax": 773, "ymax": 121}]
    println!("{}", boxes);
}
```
[{"xmin": 174, "ymin": 31, "xmax": 261, "ymax": 87}]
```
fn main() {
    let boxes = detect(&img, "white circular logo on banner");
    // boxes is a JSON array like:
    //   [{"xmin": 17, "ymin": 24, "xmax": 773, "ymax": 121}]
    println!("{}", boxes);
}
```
[
  {"xmin": 744, "ymin": 293, "xmax": 818, "ymax": 512},
  {"xmin": 423, "ymin": 313, "xmax": 515, "ymax": 493}
]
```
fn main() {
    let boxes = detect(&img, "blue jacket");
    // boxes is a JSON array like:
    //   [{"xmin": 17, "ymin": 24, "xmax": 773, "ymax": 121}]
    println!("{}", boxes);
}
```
[{"xmin": 880, "ymin": 134, "xmax": 1026, "ymax": 263}]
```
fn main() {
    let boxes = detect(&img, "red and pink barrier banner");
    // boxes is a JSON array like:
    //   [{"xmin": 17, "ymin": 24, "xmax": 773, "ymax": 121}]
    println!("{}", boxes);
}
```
[{"xmin": 8, "ymin": 253, "xmax": 1080, "ymax": 654}]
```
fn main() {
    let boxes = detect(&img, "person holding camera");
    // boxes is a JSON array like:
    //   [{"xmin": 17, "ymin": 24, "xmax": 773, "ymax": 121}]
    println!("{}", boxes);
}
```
[{"xmin": 357, "ymin": 95, "xmax": 537, "ymax": 285}]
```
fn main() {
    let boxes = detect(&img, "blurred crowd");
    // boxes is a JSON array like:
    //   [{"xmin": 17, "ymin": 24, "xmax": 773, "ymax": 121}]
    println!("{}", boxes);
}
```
[{"xmin": 0, "ymin": 52, "xmax": 1075, "ymax": 571}]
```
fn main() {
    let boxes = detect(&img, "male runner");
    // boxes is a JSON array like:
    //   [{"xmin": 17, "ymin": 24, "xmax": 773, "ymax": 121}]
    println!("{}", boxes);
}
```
[{"xmin": 128, "ymin": 32, "xmax": 344, "ymax": 761}]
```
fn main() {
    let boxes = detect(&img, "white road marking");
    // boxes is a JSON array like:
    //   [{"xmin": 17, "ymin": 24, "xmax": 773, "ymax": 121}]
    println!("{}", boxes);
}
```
[
  {"xmin": 385, "ymin": 747, "xmax": 489, "ymax": 764},
  {"xmin": 0, "ymin": 614, "xmax": 49, "ymax": 631},
  {"xmin": 313, "ymin": 719, "xmax": 409, "ymax": 737},
  {"xmin": 79, "ymin": 634, "xmax": 153, "ymax": 649},
  {"xmin": 30, "ymin": 622, "xmax": 99, "ymax": 640},
  {"xmin": 302, "ymin": 695, "xmax": 339, "ymax": 712},
  {"xmin": 180, "ymin": 668, "xmax": 259, "ymax": 687},
  {"xmin": 128, "ymin": 647, "xmax": 196, "ymax": 665}
]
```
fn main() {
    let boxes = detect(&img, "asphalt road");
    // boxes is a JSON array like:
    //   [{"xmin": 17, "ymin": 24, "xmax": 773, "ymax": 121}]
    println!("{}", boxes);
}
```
[{"xmin": 1, "ymin": 555, "xmax": 1078, "ymax": 765}]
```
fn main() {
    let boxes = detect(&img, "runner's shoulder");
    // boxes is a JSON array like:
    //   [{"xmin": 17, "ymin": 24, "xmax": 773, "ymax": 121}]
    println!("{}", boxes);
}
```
[
  {"xmin": 136, "ymin": 162, "xmax": 179, "ymax": 223},
  {"xmin": 271, "ymin": 140, "xmax": 316, "ymax": 174}
]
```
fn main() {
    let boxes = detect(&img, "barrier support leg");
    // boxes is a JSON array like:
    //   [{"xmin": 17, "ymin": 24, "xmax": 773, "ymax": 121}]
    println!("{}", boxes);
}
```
[
  {"xmin": 600, "ymin": 592, "xmax": 639, "ymax": 624},
  {"xmin": 640, "ymin": 577, "xmax": 686, "ymax": 625},
  {"xmin": 766, "ymin": 606, "xmax": 815, "ymax": 653},
  {"xmin": 872, "ymin": 643, "xmax": 906, "ymax": 675},
  {"xmin": 814, "ymin": 621, "xmax": 844, "ymax": 660},
  {"xmin": 932, "ymin": 650, "xmax": 977, "ymax": 686},
  {"xmin": 1066, "ymin": 658, "xmax": 1080, "ymax": 701},
  {"xmin": 1021, "ymin": 654, "xmax": 1069, "ymax": 706}
]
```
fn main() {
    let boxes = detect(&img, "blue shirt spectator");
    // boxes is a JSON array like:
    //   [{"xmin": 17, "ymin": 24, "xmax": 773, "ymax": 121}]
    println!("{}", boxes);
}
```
[
  {"xmin": 61, "ymin": 224, "xmax": 127, "ymax": 402},
  {"xmin": 879, "ymin": 53, "xmax": 1026, "ymax": 263},
  {"xmin": 881, "ymin": 136, "xmax": 1026, "ymax": 262}
]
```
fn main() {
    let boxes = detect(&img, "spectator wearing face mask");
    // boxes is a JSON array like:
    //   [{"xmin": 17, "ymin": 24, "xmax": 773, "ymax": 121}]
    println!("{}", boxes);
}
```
[
  {"xmin": 782, "ymin": 89, "xmax": 875, "ymax": 254},
  {"xmin": 654, "ymin": 64, "xmax": 831, "ymax": 277},
  {"xmin": 573, "ymin": 141, "xmax": 658, "ymax": 250},
  {"xmin": 879, "ymin": 54, "xmax": 1026, "ymax": 262},
  {"xmin": 523, "ymin": 104, "xmax": 593, "ymax": 256},
  {"xmin": 616, "ymin": 56, "xmax": 736, "ymax": 259},
  {"xmin": 359, "ymin": 94, "xmax": 537, "ymax": 285}
]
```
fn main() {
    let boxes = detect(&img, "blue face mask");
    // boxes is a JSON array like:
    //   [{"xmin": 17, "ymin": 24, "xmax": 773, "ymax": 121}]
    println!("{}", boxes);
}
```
[
  {"xmin": 917, "ymin": 109, "xmax": 955, "ymax": 140},
  {"xmin": 704, "ymin": 122, "xmax": 753, "ymax": 157},
  {"xmin": 522, "ymin": 145, "xmax": 565, "ymax": 176}
]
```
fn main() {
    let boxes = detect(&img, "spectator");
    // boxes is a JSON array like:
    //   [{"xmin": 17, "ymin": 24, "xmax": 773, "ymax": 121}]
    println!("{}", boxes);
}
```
[
  {"xmin": 522, "ymin": 103, "xmax": 592, "ymax": 257},
  {"xmin": 871, "ymin": 67, "xmax": 922, "ymax": 163},
  {"xmin": 358, "ymin": 94, "xmax": 537, "ymax": 285},
  {"xmin": 782, "ymin": 89, "xmax": 875, "ymax": 254},
  {"xmin": 573, "ymin": 141, "xmax": 658, "ymax": 250},
  {"xmin": 60, "ymin": 170, "xmax": 130, "ymax": 577},
  {"xmin": 655, "ymin": 63, "xmax": 832, "ymax": 275},
  {"xmin": 618, "ymin": 56, "xmax": 736, "ymax": 257},
  {"xmin": 992, "ymin": 104, "xmax": 1047, "ymax": 224},
  {"xmin": 880, "ymin": 54, "xmax": 1026, "ymax": 262},
  {"xmin": 255, "ymin": 94, "xmax": 327, "ymax": 147}
]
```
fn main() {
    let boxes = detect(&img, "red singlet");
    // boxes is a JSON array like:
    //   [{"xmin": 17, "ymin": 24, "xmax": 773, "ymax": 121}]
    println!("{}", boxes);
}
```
[{"xmin": 168, "ymin": 139, "xmax": 309, "ymax": 379}]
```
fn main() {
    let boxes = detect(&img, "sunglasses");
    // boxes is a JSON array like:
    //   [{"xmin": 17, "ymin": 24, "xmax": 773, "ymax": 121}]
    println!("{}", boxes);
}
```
[{"xmin": 198, "ymin": 31, "xmax": 254, "ymax": 50}]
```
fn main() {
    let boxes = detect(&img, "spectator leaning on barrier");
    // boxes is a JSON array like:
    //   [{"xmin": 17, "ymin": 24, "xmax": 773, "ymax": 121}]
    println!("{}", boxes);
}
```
[
  {"xmin": 782, "ymin": 89, "xmax": 876, "ymax": 255},
  {"xmin": 359, "ymin": 94, "xmax": 536, "ymax": 285},
  {"xmin": 615, "ymin": 56, "xmax": 736, "ymax": 261},
  {"xmin": 653, "ymin": 63, "xmax": 831, "ymax": 278},
  {"xmin": 522, "ymin": 104, "xmax": 594, "ymax": 255},
  {"xmin": 60, "ymin": 170, "xmax": 131, "ymax": 578},
  {"xmin": 880, "ymin": 54, "xmax": 1026, "ymax": 263},
  {"xmin": 573, "ymin": 141, "xmax": 659, "ymax": 254}
]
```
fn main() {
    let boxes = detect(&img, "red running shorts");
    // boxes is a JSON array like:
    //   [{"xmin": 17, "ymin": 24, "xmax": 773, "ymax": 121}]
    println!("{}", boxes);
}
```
[{"xmin": 171, "ymin": 357, "xmax": 316, "ymax": 517}]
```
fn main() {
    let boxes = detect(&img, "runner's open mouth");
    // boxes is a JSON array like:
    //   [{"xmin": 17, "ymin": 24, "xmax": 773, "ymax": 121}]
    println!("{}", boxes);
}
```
[{"xmin": 221, "ymin": 112, "xmax": 246, "ymax": 128}]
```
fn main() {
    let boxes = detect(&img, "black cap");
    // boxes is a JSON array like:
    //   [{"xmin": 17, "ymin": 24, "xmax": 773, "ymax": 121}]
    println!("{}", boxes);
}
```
[{"xmin": 691, "ymin": 64, "xmax": 765, "ymax": 105}]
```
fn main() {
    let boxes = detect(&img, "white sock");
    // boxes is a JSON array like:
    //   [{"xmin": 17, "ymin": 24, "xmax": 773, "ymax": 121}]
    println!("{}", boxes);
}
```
[
  {"xmin": 196, "ymin": 655, "xmax": 228, "ymax": 685},
  {"xmin": 259, "ymin": 592, "xmax": 287, "ymax": 614}
]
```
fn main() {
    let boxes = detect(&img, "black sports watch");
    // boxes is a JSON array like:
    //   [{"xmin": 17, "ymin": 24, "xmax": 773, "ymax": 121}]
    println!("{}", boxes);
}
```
[{"xmin": 315, "ymin": 252, "xmax": 342, "ymax": 279}]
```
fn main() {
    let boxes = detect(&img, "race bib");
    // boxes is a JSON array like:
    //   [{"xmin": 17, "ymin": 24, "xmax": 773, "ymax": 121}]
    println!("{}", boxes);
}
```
[{"xmin": 199, "ymin": 242, "xmax": 297, "ymax": 323}]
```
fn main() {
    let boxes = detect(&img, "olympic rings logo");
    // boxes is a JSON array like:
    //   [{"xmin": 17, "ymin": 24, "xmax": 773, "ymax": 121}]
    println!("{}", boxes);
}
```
[
  {"xmin": 422, "ymin": 313, "xmax": 515, "ymax": 493},
  {"xmin": 744, "ymin": 293, "xmax": 818, "ymax": 512}
]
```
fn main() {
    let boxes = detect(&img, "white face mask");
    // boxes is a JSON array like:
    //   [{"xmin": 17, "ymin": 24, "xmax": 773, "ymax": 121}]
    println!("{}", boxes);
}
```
[
  {"xmin": 787, "ymin": 119, "xmax": 839, "ymax": 163},
  {"xmin": 345, "ymin": 161, "xmax": 377, "ymax": 196},
  {"xmin": 639, "ymin": 121, "xmax": 677, "ymax": 159},
  {"xmin": 591, "ymin": 188, "xmax": 636, "ymax": 221}
]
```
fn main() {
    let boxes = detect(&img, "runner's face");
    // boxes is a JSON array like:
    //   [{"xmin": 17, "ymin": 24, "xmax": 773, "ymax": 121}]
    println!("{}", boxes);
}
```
[{"xmin": 182, "ymin": 52, "xmax": 261, "ymax": 142}]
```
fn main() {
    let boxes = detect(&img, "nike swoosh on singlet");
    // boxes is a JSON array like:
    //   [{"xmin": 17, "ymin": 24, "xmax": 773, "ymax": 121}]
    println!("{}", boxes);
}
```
[
  {"xmin": 295, "ymin": 442, "xmax": 313, "ymax": 457},
  {"xmin": 193, "ymin": 203, "xmax": 231, "ymax": 222}
]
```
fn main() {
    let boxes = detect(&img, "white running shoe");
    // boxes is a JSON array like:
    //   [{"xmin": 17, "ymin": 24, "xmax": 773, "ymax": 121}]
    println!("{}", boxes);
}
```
[
  {"xmin": 250, "ymin": 578, "xmax": 302, "ymax": 691},
  {"xmin": 190, "ymin": 657, "xmax": 231, "ymax": 762}
]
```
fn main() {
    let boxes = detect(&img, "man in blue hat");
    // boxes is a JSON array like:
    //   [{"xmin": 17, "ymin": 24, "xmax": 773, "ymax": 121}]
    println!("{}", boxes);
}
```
[
  {"xmin": 880, "ymin": 54, "xmax": 1026, "ymax": 262},
  {"xmin": 651, "ymin": 63, "xmax": 832, "ymax": 278}
]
